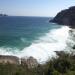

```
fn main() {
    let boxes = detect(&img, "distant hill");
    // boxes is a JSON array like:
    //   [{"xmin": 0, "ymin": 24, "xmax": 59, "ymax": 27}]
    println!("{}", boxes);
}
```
[
  {"xmin": 0, "ymin": 14, "xmax": 8, "ymax": 16},
  {"xmin": 50, "ymin": 6, "xmax": 75, "ymax": 28}
]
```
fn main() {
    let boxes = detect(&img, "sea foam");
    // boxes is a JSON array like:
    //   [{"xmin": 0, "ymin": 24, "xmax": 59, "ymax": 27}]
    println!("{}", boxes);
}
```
[
  {"xmin": 19, "ymin": 26, "xmax": 70, "ymax": 63},
  {"xmin": 0, "ymin": 26, "xmax": 70, "ymax": 63}
]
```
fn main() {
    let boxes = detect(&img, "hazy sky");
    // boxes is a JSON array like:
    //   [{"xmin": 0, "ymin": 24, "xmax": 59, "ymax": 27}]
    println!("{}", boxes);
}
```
[{"xmin": 0, "ymin": 0, "xmax": 75, "ymax": 17}]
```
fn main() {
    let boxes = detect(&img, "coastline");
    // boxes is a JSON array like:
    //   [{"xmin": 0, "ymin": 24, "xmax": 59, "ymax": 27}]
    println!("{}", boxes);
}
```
[
  {"xmin": 0, "ymin": 27, "xmax": 74, "ymax": 63},
  {"xmin": 0, "ymin": 26, "xmax": 75, "ymax": 65},
  {"xmin": 0, "ymin": 27, "xmax": 75, "ymax": 75},
  {"xmin": 0, "ymin": 55, "xmax": 39, "ymax": 69}
]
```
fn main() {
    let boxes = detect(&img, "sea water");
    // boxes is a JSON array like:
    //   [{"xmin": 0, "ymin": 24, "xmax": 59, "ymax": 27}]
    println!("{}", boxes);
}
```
[{"xmin": 0, "ymin": 16, "xmax": 70, "ymax": 63}]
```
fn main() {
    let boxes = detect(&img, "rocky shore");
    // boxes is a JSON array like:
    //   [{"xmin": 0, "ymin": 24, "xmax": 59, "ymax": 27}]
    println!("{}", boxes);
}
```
[
  {"xmin": 1, "ymin": 6, "xmax": 75, "ymax": 71},
  {"xmin": 0, "ymin": 55, "xmax": 39, "ymax": 69},
  {"xmin": 0, "ymin": 55, "xmax": 19, "ymax": 64},
  {"xmin": 49, "ymin": 6, "xmax": 75, "ymax": 57},
  {"xmin": 0, "ymin": 28, "xmax": 75, "ymax": 75},
  {"xmin": 0, "ymin": 28, "xmax": 75, "ymax": 69}
]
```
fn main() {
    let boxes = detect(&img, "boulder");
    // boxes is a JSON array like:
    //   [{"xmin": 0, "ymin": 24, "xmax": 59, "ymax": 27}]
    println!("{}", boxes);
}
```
[
  {"xmin": 21, "ymin": 56, "xmax": 38, "ymax": 69},
  {"xmin": 0, "ymin": 55, "xmax": 19, "ymax": 64}
]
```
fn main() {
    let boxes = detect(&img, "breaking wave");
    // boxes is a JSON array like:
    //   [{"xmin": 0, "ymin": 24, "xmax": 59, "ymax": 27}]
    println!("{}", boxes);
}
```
[{"xmin": 0, "ymin": 26, "xmax": 71, "ymax": 63}]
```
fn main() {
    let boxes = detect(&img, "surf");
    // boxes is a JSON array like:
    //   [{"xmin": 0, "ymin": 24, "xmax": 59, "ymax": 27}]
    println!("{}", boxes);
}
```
[{"xmin": 0, "ymin": 25, "xmax": 71, "ymax": 63}]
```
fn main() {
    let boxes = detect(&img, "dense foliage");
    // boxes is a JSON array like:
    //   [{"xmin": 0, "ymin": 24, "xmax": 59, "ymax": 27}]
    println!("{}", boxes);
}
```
[{"xmin": 0, "ymin": 52, "xmax": 75, "ymax": 75}]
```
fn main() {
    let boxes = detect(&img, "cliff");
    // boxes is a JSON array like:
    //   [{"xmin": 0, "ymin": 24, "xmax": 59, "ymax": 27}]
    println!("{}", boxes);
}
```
[
  {"xmin": 21, "ymin": 56, "xmax": 38, "ymax": 69},
  {"xmin": 0, "ymin": 55, "xmax": 39, "ymax": 69},
  {"xmin": 50, "ymin": 6, "xmax": 75, "ymax": 28},
  {"xmin": 0, "ymin": 55, "xmax": 19, "ymax": 64}
]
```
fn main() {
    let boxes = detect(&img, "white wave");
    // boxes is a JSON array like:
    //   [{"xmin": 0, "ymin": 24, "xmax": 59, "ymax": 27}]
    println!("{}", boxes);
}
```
[
  {"xmin": 0, "ymin": 26, "xmax": 71, "ymax": 64},
  {"xmin": 0, "ymin": 47, "xmax": 19, "ymax": 56},
  {"xmin": 19, "ymin": 26, "xmax": 70, "ymax": 63}
]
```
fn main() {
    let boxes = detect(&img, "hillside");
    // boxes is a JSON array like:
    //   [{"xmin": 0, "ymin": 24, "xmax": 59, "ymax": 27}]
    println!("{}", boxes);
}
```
[{"xmin": 50, "ymin": 6, "xmax": 75, "ymax": 28}]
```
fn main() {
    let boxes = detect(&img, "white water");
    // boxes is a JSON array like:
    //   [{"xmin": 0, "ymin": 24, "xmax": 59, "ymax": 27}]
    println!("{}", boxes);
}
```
[{"xmin": 0, "ymin": 26, "xmax": 71, "ymax": 63}]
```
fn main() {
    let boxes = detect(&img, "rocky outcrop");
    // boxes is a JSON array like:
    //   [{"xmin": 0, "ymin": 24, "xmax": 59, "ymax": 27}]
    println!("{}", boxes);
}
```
[
  {"xmin": 0, "ymin": 14, "xmax": 8, "ymax": 16},
  {"xmin": 21, "ymin": 56, "xmax": 38, "ymax": 69},
  {"xmin": 0, "ymin": 55, "xmax": 19, "ymax": 64},
  {"xmin": 50, "ymin": 6, "xmax": 75, "ymax": 28},
  {"xmin": 55, "ymin": 51, "xmax": 67, "ymax": 57},
  {"xmin": 0, "ymin": 55, "xmax": 39, "ymax": 68}
]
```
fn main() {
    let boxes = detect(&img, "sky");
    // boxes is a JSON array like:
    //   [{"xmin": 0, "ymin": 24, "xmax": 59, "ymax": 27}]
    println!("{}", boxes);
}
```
[{"xmin": 0, "ymin": 0, "xmax": 75, "ymax": 17}]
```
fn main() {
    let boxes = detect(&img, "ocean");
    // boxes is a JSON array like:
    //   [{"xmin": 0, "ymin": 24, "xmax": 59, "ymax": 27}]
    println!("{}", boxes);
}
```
[{"xmin": 0, "ymin": 16, "xmax": 70, "ymax": 63}]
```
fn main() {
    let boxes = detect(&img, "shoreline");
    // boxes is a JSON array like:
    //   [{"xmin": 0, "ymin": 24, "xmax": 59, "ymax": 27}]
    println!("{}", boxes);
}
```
[
  {"xmin": 0, "ymin": 26, "xmax": 75, "ymax": 68},
  {"xmin": 0, "ymin": 55, "xmax": 39, "ymax": 69}
]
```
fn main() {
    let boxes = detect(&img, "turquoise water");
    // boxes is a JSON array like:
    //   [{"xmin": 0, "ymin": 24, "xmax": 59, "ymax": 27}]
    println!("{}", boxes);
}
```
[
  {"xmin": 0, "ymin": 16, "xmax": 70, "ymax": 63},
  {"xmin": 0, "ymin": 16, "xmax": 61, "ymax": 50}
]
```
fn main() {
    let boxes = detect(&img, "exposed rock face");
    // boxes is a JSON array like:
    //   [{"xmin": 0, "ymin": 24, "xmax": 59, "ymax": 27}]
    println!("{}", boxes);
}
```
[
  {"xmin": 55, "ymin": 51, "xmax": 66, "ymax": 57},
  {"xmin": 0, "ymin": 55, "xmax": 19, "ymax": 64},
  {"xmin": 0, "ymin": 55, "xmax": 39, "ymax": 68},
  {"xmin": 67, "ymin": 29, "xmax": 75, "ymax": 50},
  {"xmin": 21, "ymin": 57, "xmax": 38, "ymax": 69},
  {"xmin": 50, "ymin": 6, "xmax": 75, "ymax": 28}
]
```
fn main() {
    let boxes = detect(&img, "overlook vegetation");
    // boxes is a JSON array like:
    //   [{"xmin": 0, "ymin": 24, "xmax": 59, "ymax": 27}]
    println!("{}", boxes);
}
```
[{"xmin": 0, "ymin": 51, "xmax": 75, "ymax": 75}]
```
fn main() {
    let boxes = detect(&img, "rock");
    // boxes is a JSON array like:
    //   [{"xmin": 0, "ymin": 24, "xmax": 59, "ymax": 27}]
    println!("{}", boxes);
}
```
[
  {"xmin": 55, "ymin": 51, "xmax": 67, "ymax": 57},
  {"xmin": 0, "ymin": 55, "xmax": 19, "ymax": 64},
  {"xmin": 50, "ymin": 6, "xmax": 75, "ymax": 28},
  {"xmin": 21, "ymin": 56, "xmax": 38, "ymax": 69},
  {"xmin": 0, "ymin": 14, "xmax": 8, "ymax": 16}
]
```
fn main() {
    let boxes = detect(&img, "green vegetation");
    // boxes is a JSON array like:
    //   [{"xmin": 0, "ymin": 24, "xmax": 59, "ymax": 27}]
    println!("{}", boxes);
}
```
[{"xmin": 0, "ymin": 52, "xmax": 75, "ymax": 75}]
